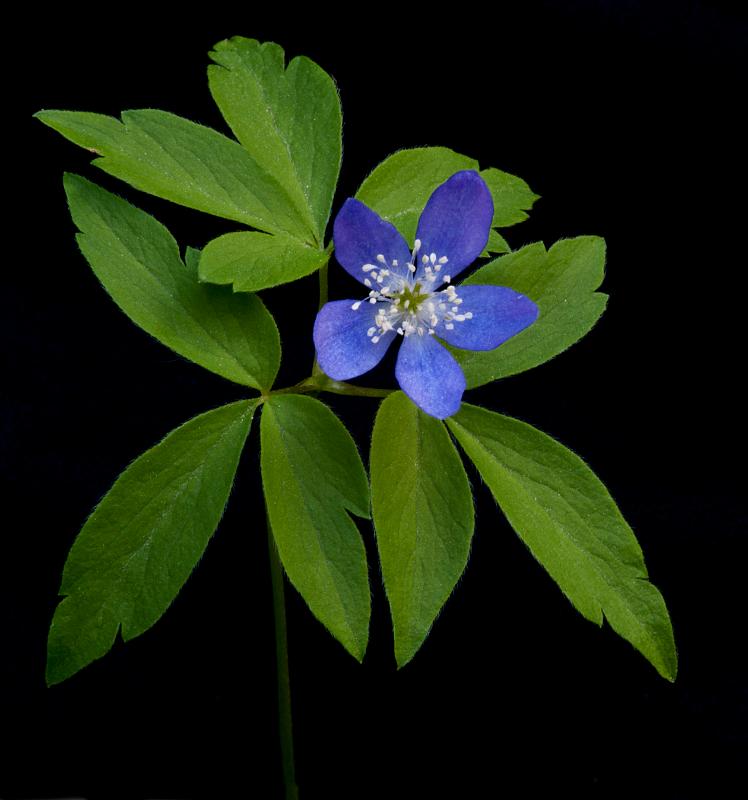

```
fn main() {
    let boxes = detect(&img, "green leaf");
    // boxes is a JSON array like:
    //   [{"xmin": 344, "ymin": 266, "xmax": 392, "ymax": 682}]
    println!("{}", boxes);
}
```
[
  {"xmin": 480, "ymin": 167, "xmax": 540, "ymax": 228},
  {"xmin": 370, "ymin": 392, "xmax": 474, "ymax": 667},
  {"xmin": 452, "ymin": 237, "xmax": 608, "ymax": 388},
  {"xmin": 356, "ymin": 147, "xmax": 477, "ymax": 244},
  {"xmin": 209, "ymin": 37, "xmax": 342, "ymax": 245},
  {"xmin": 199, "ymin": 231, "xmax": 330, "ymax": 292},
  {"xmin": 355, "ymin": 146, "xmax": 537, "ymax": 250},
  {"xmin": 35, "ymin": 109, "xmax": 311, "ymax": 240},
  {"xmin": 47, "ymin": 400, "xmax": 257, "ymax": 685},
  {"xmin": 65, "ymin": 173, "xmax": 280, "ymax": 391},
  {"xmin": 485, "ymin": 229, "xmax": 511, "ymax": 255},
  {"xmin": 260, "ymin": 395, "xmax": 371, "ymax": 660},
  {"xmin": 447, "ymin": 404, "xmax": 677, "ymax": 681}
]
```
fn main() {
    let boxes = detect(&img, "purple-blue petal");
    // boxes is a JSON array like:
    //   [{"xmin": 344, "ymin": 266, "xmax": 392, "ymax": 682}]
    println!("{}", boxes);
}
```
[
  {"xmin": 437, "ymin": 285, "xmax": 539, "ymax": 351},
  {"xmin": 395, "ymin": 334, "xmax": 466, "ymax": 419},
  {"xmin": 313, "ymin": 300, "xmax": 396, "ymax": 381},
  {"xmin": 333, "ymin": 198, "xmax": 413, "ymax": 285},
  {"xmin": 415, "ymin": 171, "xmax": 494, "ymax": 281}
]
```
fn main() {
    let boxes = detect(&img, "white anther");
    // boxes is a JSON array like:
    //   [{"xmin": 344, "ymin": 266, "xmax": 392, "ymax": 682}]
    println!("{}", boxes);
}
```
[
  {"xmin": 397, "ymin": 327, "xmax": 404, "ymax": 335},
  {"xmin": 362, "ymin": 264, "xmax": 375, "ymax": 272},
  {"xmin": 443, "ymin": 275, "xmax": 451, "ymax": 283},
  {"xmin": 364, "ymin": 278, "xmax": 372, "ymax": 287},
  {"xmin": 408, "ymin": 263, "xmax": 417, "ymax": 273},
  {"xmin": 369, "ymin": 297, "xmax": 377, "ymax": 303},
  {"xmin": 465, "ymin": 312, "xmax": 473, "ymax": 319},
  {"xmin": 454, "ymin": 314, "xmax": 466, "ymax": 322},
  {"xmin": 367, "ymin": 327, "xmax": 376, "ymax": 336},
  {"xmin": 434, "ymin": 264, "xmax": 441, "ymax": 272},
  {"xmin": 428, "ymin": 328, "xmax": 435, "ymax": 335},
  {"xmin": 372, "ymin": 335, "xmax": 380, "ymax": 343},
  {"xmin": 438, "ymin": 256, "xmax": 448, "ymax": 264},
  {"xmin": 351, "ymin": 301, "xmax": 362, "ymax": 310},
  {"xmin": 430, "ymin": 253, "xmax": 436, "ymax": 264},
  {"xmin": 445, "ymin": 323, "xmax": 454, "ymax": 330},
  {"xmin": 414, "ymin": 239, "xmax": 422, "ymax": 251},
  {"xmin": 392, "ymin": 260, "xmax": 398, "ymax": 267},
  {"xmin": 376, "ymin": 254, "xmax": 386, "ymax": 263}
]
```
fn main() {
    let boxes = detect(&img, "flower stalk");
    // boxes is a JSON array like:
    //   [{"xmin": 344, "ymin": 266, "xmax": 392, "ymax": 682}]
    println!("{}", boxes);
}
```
[{"xmin": 267, "ymin": 512, "xmax": 299, "ymax": 800}]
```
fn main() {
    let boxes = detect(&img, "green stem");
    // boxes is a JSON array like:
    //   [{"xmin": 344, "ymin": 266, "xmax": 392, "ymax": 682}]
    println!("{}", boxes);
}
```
[
  {"xmin": 267, "ymin": 512, "xmax": 299, "ymax": 800},
  {"xmin": 272, "ymin": 377, "xmax": 393, "ymax": 399},
  {"xmin": 311, "ymin": 260, "xmax": 330, "ymax": 379},
  {"xmin": 317, "ymin": 260, "xmax": 329, "ymax": 311}
]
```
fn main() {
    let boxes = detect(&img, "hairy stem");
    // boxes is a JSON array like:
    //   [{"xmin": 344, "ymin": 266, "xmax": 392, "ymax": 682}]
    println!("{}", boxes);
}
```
[
  {"xmin": 271, "ymin": 376, "xmax": 393, "ymax": 399},
  {"xmin": 267, "ymin": 512, "xmax": 299, "ymax": 800},
  {"xmin": 311, "ymin": 260, "xmax": 330, "ymax": 378}
]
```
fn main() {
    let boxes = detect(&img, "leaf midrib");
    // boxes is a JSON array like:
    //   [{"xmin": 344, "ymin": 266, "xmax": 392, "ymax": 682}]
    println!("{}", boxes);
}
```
[
  {"xmin": 451, "ymin": 420, "xmax": 657, "ymax": 634},
  {"xmin": 268, "ymin": 404, "xmax": 362, "ymax": 650},
  {"xmin": 84, "ymin": 226, "xmax": 262, "ymax": 387}
]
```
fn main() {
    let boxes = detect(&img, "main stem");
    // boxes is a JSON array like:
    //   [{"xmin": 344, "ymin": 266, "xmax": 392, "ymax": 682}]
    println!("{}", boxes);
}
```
[{"xmin": 267, "ymin": 514, "xmax": 299, "ymax": 799}]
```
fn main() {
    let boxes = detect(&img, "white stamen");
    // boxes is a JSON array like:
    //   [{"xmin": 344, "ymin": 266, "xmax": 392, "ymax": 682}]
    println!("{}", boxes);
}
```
[
  {"xmin": 443, "ymin": 275, "xmax": 451, "ymax": 283},
  {"xmin": 408, "ymin": 262, "xmax": 417, "ymax": 273},
  {"xmin": 414, "ymin": 239, "xmax": 422, "ymax": 252},
  {"xmin": 445, "ymin": 323, "xmax": 454, "ymax": 330},
  {"xmin": 438, "ymin": 256, "xmax": 448, "ymax": 264},
  {"xmin": 372, "ymin": 335, "xmax": 380, "ymax": 343},
  {"xmin": 351, "ymin": 301, "xmax": 362, "ymax": 311},
  {"xmin": 364, "ymin": 278, "xmax": 372, "ymax": 288},
  {"xmin": 376, "ymin": 254, "xmax": 386, "ymax": 263},
  {"xmin": 367, "ymin": 327, "xmax": 376, "ymax": 337},
  {"xmin": 430, "ymin": 252, "xmax": 436, "ymax": 264},
  {"xmin": 422, "ymin": 255, "xmax": 429, "ymax": 264},
  {"xmin": 362, "ymin": 264, "xmax": 375, "ymax": 272}
]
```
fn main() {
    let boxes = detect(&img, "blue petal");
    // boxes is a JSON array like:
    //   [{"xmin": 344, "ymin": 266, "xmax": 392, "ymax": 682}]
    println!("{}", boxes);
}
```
[
  {"xmin": 438, "ymin": 285, "xmax": 539, "ymax": 351},
  {"xmin": 313, "ymin": 300, "xmax": 396, "ymax": 380},
  {"xmin": 415, "ymin": 170, "xmax": 494, "ymax": 281},
  {"xmin": 333, "ymin": 198, "xmax": 413, "ymax": 285},
  {"xmin": 395, "ymin": 334, "xmax": 466, "ymax": 419}
]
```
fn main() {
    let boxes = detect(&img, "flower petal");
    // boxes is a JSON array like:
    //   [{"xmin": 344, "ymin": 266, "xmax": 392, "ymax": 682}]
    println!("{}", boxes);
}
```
[
  {"xmin": 333, "ymin": 198, "xmax": 413, "ymax": 285},
  {"xmin": 438, "ymin": 285, "xmax": 539, "ymax": 351},
  {"xmin": 415, "ymin": 170, "xmax": 494, "ymax": 281},
  {"xmin": 313, "ymin": 300, "xmax": 396, "ymax": 380},
  {"xmin": 395, "ymin": 334, "xmax": 466, "ymax": 419}
]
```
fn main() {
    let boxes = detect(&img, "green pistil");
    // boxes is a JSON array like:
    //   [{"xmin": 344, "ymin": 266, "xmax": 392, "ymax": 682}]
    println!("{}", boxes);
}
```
[{"xmin": 398, "ymin": 283, "xmax": 429, "ymax": 312}]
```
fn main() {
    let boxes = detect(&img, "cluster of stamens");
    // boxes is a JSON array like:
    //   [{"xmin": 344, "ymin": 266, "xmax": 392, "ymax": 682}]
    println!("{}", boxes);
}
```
[{"xmin": 350, "ymin": 239, "xmax": 473, "ymax": 344}]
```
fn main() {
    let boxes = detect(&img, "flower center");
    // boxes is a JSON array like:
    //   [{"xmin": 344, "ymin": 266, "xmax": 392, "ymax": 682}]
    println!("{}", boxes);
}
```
[{"xmin": 350, "ymin": 239, "xmax": 474, "ymax": 344}]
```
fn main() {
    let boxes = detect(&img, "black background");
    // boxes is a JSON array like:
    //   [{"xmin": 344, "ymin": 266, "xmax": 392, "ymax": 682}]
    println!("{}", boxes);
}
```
[{"xmin": 6, "ymin": 2, "xmax": 746, "ymax": 798}]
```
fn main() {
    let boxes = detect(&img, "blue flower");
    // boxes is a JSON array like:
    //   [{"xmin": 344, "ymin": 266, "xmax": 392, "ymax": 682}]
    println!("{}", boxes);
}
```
[{"xmin": 313, "ymin": 170, "xmax": 539, "ymax": 418}]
